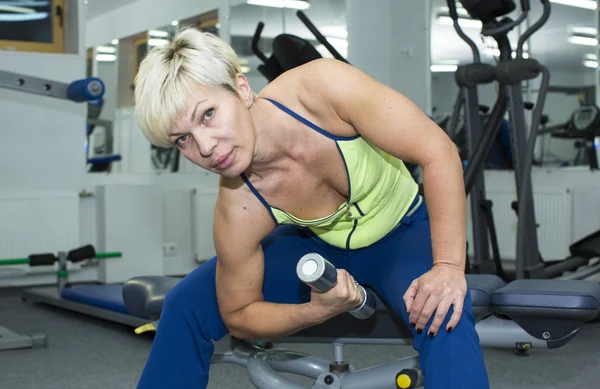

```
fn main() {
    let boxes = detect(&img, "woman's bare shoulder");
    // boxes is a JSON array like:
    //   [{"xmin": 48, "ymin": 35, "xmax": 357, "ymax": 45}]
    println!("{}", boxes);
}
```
[{"xmin": 256, "ymin": 59, "xmax": 357, "ymax": 137}]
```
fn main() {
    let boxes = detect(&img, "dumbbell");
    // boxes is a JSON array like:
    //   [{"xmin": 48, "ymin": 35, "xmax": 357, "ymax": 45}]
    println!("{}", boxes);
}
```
[{"xmin": 296, "ymin": 253, "xmax": 377, "ymax": 319}]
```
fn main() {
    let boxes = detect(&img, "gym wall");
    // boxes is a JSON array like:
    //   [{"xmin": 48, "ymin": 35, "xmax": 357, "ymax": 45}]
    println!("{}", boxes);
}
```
[{"xmin": 0, "ymin": 0, "xmax": 227, "ymax": 288}]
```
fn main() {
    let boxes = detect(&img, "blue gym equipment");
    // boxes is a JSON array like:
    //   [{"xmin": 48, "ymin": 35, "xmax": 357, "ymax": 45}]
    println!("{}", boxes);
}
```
[{"xmin": 21, "ymin": 245, "xmax": 148, "ymax": 329}]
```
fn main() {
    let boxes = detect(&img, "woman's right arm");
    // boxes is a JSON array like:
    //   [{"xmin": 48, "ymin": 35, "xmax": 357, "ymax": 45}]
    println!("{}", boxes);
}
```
[{"xmin": 213, "ymin": 177, "xmax": 361, "ymax": 340}]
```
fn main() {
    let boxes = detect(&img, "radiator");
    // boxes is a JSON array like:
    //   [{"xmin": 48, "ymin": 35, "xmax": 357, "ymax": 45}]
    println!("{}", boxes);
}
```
[
  {"xmin": 0, "ymin": 192, "xmax": 79, "ymax": 270},
  {"xmin": 467, "ymin": 187, "xmax": 572, "ymax": 261}
]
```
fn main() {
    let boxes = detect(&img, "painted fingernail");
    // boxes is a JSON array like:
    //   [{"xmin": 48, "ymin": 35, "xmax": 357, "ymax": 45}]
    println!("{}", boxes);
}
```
[
  {"xmin": 416, "ymin": 329, "xmax": 422, "ymax": 334},
  {"xmin": 447, "ymin": 327, "xmax": 453, "ymax": 333},
  {"xmin": 428, "ymin": 331, "xmax": 435, "ymax": 338}
]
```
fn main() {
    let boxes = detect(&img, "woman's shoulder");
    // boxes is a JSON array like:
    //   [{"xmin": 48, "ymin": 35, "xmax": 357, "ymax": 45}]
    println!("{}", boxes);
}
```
[
  {"xmin": 259, "ymin": 58, "xmax": 346, "ymax": 95},
  {"xmin": 213, "ymin": 175, "xmax": 276, "ymax": 236},
  {"xmin": 257, "ymin": 59, "xmax": 357, "ymax": 137}
]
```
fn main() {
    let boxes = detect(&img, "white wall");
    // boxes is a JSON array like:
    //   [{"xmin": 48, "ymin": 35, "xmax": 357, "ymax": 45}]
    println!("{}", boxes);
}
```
[{"xmin": 346, "ymin": 0, "xmax": 432, "ymax": 113}]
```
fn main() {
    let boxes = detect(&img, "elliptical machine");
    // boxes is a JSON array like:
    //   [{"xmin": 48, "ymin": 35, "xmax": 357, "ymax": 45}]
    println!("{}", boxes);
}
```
[{"xmin": 449, "ymin": 0, "xmax": 600, "ymax": 281}]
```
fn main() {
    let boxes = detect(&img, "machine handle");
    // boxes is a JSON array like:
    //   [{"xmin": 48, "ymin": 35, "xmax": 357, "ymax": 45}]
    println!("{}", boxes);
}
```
[{"xmin": 251, "ymin": 22, "xmax": 269, "ymax": 63}]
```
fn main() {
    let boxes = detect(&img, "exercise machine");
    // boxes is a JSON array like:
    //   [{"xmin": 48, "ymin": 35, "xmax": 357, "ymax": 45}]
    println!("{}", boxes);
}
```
[
  {"xmin": 542, "ymin": 104, "xmax": 600, "ymax": 170},
  {"xmin": 87, "ymin": 98, "xmax": 122, "ymax": 173},
  {"xmin": 448, "ymin": 0, "xmax": 600, "ymax": 281},
  {"xmin": 251, "ymin": 10, "xmax": 348, "ymax": 83},
  {"xmin": 122, "ymin": 254, "xmax": 600, "ymax": 388},
  {"xmin": 0, "ymin": 70, "xmax": 105, "ymax": 351},
  {"xmin": 1, "ymin": 245, "xmax": 122, "ymax": 350},
  {"xmin": 20, "ymin": 245, "xmax": 148, "ymax": 328}
]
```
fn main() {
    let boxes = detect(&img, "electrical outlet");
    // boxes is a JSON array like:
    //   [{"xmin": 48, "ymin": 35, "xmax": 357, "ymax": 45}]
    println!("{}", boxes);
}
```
[{"xmin": 163, "ymin": 243, "xmax": 178, "ymax": 257}]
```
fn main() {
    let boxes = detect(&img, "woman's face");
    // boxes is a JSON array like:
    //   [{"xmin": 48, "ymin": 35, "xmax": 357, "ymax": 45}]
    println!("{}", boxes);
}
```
[{"xmin": 169, "ymin": 77, "xmax": 255, "ymax": 178}]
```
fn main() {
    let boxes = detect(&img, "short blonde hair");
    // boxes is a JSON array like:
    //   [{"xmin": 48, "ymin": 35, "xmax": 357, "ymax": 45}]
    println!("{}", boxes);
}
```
[{"xmin": 134, "ymin": 27, "xmax": 242, "ymax": 147}]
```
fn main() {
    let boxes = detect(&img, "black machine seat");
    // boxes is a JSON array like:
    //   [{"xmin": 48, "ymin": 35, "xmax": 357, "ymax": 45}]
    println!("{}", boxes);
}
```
[
  {"xmin": 466, "ymin": 274, "xmax": 506, "ymax": 318},
  {"xmin": 121, "ymin": 274, "xmax": 505, "ymax": 340},
  {"xmin": 491, "ymin": 279, "xmax": 600, "ymax": 348},
  {"xmin": 121, "ymin": 276, "xmax": 181, "ymax": 319}
]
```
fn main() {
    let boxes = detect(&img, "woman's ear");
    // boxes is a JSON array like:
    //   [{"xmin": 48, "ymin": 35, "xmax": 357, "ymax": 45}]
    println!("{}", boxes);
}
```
[{"xmin": 236, "ymin": 73, "xmax": 254, "ymax": 108}]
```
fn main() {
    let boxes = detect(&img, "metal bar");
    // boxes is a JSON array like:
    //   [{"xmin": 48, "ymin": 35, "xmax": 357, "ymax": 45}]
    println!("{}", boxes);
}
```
[
  {"xmin": 446, "ymin": 88, "xmax": 464, "ymax": 139},
  {"xmin": 0, "ymin": 69, "xmax": 69, "ymax": 99},
  {"xmin": 341, "ymin": 356, "xmax": 421, "ymax": 389},
  {"xmin": 476, "ymin": 316, "xmax": 548, "ymax": 349},
  {"xmin": 247, "ymin": 352, "xmax": 308, "ymax": 389},
  {"xmin": 296, "ymin": 10, "xmax": 348, "ymax": 63},
  {"xmin": 463, "ymin": 85, "xmax": 494, "ymax": 274},
  {"xmin": 505, "ymin": 83, "xmax": 543, "ymax": 278}
]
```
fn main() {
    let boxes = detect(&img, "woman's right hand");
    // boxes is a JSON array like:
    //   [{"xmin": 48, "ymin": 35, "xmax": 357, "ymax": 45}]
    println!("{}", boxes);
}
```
[{"xmin": 308, "ymin": 269, "xmax": 363, "ymax": 320}]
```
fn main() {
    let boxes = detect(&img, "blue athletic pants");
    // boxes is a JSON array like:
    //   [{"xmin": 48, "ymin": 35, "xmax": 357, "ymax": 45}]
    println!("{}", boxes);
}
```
[{"xmin": 137, "ymin": 197, "xmax": 490, "ymax": 388}]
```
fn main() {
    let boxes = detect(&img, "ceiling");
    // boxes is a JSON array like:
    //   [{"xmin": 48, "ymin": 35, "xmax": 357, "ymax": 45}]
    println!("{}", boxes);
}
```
[{"xmin": 85, "ymin": 0, "xmax": 599, "ymax": 75}]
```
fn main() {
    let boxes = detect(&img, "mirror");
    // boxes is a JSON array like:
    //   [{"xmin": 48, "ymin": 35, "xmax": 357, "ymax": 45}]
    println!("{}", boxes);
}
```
[
  {"xmin": 229, "ymin": 0, "xmax": 347, "ymax": 92},
  {"xmin": 85, "ymin": 39, "xmax": 120, "ymax": 173},
  {"xmin": 430, "ymin": 1, "xmax": 598, "ymax": 170}
]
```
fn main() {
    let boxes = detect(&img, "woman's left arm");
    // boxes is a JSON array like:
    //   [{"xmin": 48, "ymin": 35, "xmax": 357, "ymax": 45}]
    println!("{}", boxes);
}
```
[{"xmin": 311, "ymin": 59, "xmax": 468, "ymax": 337}]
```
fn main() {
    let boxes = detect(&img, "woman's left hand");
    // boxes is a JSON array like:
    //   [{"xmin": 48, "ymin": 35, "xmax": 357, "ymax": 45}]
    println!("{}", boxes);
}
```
[{"xmin": 403, "ymin": 265, "xmax": 467, "ymax": 337}]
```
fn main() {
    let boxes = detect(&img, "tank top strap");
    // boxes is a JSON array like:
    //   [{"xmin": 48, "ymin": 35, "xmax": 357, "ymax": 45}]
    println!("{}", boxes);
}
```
[
  {"xmin": 264, "ymin": 98, "xmax": 359, "ymax": 141},
  {"xmin": 240, "ymin": 173, "xmax": 278, "ymax": 224}
]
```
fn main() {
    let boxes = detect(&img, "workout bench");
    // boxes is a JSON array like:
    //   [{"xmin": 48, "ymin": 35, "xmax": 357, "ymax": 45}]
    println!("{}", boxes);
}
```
[{"xmin": 122, "ymin": 273, "xmax": 600, "ymax": 388}]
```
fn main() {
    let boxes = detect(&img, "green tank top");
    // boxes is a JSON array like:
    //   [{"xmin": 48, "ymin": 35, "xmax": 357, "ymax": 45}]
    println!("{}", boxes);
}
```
[{"xmin": 241, "ymin": 98, "xmax": 420, "ymax": 250}]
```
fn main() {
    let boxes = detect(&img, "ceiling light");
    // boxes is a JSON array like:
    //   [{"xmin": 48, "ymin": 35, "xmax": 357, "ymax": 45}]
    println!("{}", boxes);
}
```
[
  {"xmin": 96, "ymin": 46, "xmax": 116, "ymax": 54},
  {"xmin": 171, "ymin": 20, "xmax": 179, "ymax": 26},
  {"xmin": 0, "ymin": 5, "xmax": 36, "ymax": 13},
  {"xmin": 437, "ymin": 6, "xmax": 471, "ymax": 18},
  {"xmin": 568, "ymin": 35, "xmax": 598, "ymax": 46},
  {"xmin": 431, "ymin": 64, "xmax": 458, "ymax": 72},
  {"xmin": 320, "ymin": 26, "xmax": 348, "ymax": 40},
  {"xmin": 570, "ymin": 26, "xmax": 597, "ymax": 35},
  {"xmin": 437, "ymin": 15, "xmax": 482, "ymax": 29},
  {"xmin": 583, "ymin": 60, "xmax": 598, "ymax": 68},
  {"xmin": 0, "ymin": 11, "xmax": 47, "ymax": 21},
  {"xmin": 484, "ymin": 47, "xmax": 530, "ymax": 58},
  {"xmin": 96, "ymin": 54, "xmax": 117, "ymax": 62},
  {"xmin": 148, "ymin": 39, "xmax": 169, "ymax": 47},
  {"xmin": 585, "ymin": 53, "xmax": 598, "ymax": 61},
  {"xmin": 246, "ymin": 0, "xmax": 310, "ymax": 10},
  {"xmin": 111, "ymin": 39, "xmax": 119, "ymax": 45},
  {"xmin": 550, "ymin": 0, "xmax": 596, "ymax": 10},
  {"xmin": 149, "ymin": 30, "xmax": 169, "ymax": 38}
]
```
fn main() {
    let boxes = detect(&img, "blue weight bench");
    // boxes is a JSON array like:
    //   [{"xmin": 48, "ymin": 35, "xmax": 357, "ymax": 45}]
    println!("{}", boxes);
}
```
[
  {"xmin": 22, "ymin": 283, "xmax": 150, "ymax": 328},
  {"xmin": 61, "ymin": 284, "xmax": 132, "ymax": 316},
  {"xmin": 121, "ymin": 274, "xmax": 600, "ymax": 388}
]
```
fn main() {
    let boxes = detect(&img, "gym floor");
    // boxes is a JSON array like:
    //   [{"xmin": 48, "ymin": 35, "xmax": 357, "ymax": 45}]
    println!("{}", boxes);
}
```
[{"xmin": 1, "ymin": 287, "xmax": 598, "ymax": 389}]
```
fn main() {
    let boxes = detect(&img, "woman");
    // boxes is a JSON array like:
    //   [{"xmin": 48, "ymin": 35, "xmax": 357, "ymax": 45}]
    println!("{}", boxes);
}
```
[{"xmin": 133, "ymin": 28, "xmax": 489, "ymax": 388}]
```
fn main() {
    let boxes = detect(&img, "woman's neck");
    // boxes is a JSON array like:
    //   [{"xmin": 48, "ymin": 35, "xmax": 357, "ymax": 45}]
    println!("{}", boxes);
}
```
[{"xmin": 247, "ymin": 98, "xmax": 296, "ymax": 178}]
